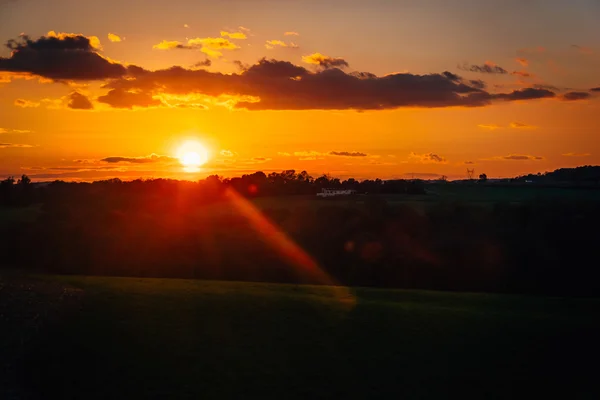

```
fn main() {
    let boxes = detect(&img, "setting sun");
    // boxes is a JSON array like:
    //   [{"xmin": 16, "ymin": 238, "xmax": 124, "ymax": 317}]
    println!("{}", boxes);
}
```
[{"xmin": 177, "ymin": 141, "xmax": 209, "ymax": 168}]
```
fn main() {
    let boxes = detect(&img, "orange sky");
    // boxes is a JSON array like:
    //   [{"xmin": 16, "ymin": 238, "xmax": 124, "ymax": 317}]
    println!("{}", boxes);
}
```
[{"xmin": 1, "ymin": 0, "xmax": 599, "ymax": 181}]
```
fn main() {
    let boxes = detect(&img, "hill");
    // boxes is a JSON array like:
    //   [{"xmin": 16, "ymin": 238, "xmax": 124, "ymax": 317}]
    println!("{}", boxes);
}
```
[{"xmin": 7, "ymin": 274, "xmax": 599, "ymax": 399}]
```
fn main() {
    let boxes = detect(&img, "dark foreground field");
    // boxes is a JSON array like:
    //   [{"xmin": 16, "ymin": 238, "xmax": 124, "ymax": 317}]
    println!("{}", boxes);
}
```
[{"xmin": 4, "ymin": 274, "xmax": 599, "ymax": 399}]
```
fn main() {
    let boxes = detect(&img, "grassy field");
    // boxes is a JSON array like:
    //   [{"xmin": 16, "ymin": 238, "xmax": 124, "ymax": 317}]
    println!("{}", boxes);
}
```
[{"xmin": 13, "ymin": 275, "xmax": 600, "ymax": 399}]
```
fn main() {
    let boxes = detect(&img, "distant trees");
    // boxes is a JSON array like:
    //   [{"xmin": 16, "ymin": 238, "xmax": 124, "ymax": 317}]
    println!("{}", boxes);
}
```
[{"xmin": 479, "ymin": 173, "xmax": 487, "ymax": 182}]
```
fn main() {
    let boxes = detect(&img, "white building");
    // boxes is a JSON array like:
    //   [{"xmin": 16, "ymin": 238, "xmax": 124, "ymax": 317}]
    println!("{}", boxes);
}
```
[{"xmin": 317, "ymin": 188, "xmax": 357, "ymax": 197}]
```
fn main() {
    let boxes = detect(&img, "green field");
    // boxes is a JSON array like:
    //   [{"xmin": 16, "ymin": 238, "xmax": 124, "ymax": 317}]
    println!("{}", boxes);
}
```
[{"xmin": 11, "ymin": 275, "xmax": 600, "ymax": 399}]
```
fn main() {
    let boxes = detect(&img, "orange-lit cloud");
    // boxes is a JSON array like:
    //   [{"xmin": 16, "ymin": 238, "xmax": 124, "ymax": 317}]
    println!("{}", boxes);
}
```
[
  {"xmin": 509, "ymin": 122, "xmax": 537, "ymax": 129},
  {"xmin": 302, "ymin": 53, "xmax": 349, "ymax": 69},
  {"xmin": 284, "ymin": 31, "xmax": 299, "ymax": 36},
  {"xmin": 107, "ymin": 33, "xmax": 122, "ymax": 42},
  {"xmin": 478, "ymin": 124, "xmax": 501, "ymax": 130},
  {"xmin": 563, "ymin": 152, "xmax": 591, "ymax": 157},
  {"xmin": 265, "ymin": 40, "xmax": 299, "ymax": 49},
  {"xmin": 14, "ymin": 98, "xmax": 40, "ymax": 108},
  {"xmin": 0, "ymin": 143, "xmax": 34, "ymax": 148},
  {"xmin": 515, "ymin": 57, "xmax": 529, "ymax": 66},
  {"xmin": 409, "ymin": 152, "xmax": 447, "ymax": 163},
  {"xmin": 512, "ymin": 70, "xmax": 534, "ymax": 78},
  {"xmin": 221, "ymin": 31, "xmax": 247, "ymax": 40},
  {"xmin": 154, "ymin": 37, "xmax": 239, "ymax": 58}
]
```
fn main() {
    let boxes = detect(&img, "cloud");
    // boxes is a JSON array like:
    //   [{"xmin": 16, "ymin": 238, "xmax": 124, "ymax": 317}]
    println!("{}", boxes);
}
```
[
  {"xmin": 478, "ymin": 124, "xmax": 501, "ymax": 130},
  {"xmin": 193, "ymin": 59, "xmax": 212, "ymax": 68},
  {"xmin": 302, "ymin": 53, "xmax": 349, "ymax": 69},
  {"xmin": 100, "ymin": 153, "xmax": 177, "ymax": 164},
  {"xmin": 515, "ymin": 58, "xmax": 529, "ymax": 67},
  {"xmin": 0, "ymin": 143, "xmax": 34, "ymax": 148},
  {"xmin": 464, "ymin": 161, "xmax": 476, "ymax": 165},
  {"xmin": 459, "ymin": 61, "xmax": 508, "ymax": 74},
  {"xmin": 512, "ymin": 70, "xmax": 533, "ymax": 78},
  {"xmin": 14, "ymin": 98, "xmax": 40, "ymax": 108},
  {"xmin": 293, "ymin": 150, "xmax": 324, "ymax": 157},
  {"xmin": 67, "ymin": 91, "xmax": 93, "ymax": 110},
  {"xmin": 509, "ymin": 122, "xmax": 537, "ymax": 129},
  {"xmin": 221, "ymin": 31, "xmax": 247, "ymax": 40},
  {"xmin": 277, "ymin": 152, "xmax": 291, "ymax": 156},
  {"xmin": 153, "ymin": 37, "xmax": 239, "ymax": 58},
  {"xmin": 496, "ymin": 88, "xmax": 555, "ymax": 101},
  {"xmin": 265, "ymin": 40, "xmax": 299, "ymax": 49},
  {"xmin": 107, "ymin": 33, "xmax": 122, "ymax": 42},
  {"xmin": 183, "ymin": 24, "xmax": 189, "ymax": 28},
  {"xmin": 329, "ymin": 151, "xmax": 367, "ymax": 157},
  {"xmin": 409, "ymin": 152, "xmax": 447, "ymax": 163},
  {"xmin": 563, "ymin": 152, "xmax": 591, "ymax": 157},
  {"xmin": 252, "ymin": 157, "xmax": 271, "ymax": 161},
  {"xmin": 571, "ymin": 44, "xmax": 593, "ymax": 55},
  {"xmin": 561, "ymin": 91, "xmax": 591, "ymax": 101},
  {"xmin": 0, "ymin": 128, "xmax": 31, "ymax": 134},
  {"xmin": 96, "ymin": 59, "xmax": 560, "ymax": 111},
  {"xmin": 220, "ymin": 149, "xmax": 235, "ymax": 157},
  {"xmin": 500, "ymin": 154, "xmax": 543, "ymax": 161},
  {"xmin": 97, "ymin": 89, "xmax": 162, "ymax": 109},
  {"xmin": 0, "ymin": 32, "xmax": 127, "ymax": 80},
  {"xmin": 284, "ymin": 32, "xmax": 299, "ymax": 36},
  {"xmin": 590, "ymin": 87, "xmax": 600, "ymax": 92}
]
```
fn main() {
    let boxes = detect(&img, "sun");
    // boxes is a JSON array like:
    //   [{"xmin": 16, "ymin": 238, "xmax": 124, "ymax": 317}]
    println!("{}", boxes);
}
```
[{"xmin": 177, "ymin": 140, "xmax": 209, "ymax": 168}]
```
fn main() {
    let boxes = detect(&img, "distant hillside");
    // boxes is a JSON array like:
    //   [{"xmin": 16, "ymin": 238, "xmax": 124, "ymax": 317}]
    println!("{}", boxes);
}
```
[{"xmin": 514, "ymin": 165, "xmax": 600, "ymax": 184}]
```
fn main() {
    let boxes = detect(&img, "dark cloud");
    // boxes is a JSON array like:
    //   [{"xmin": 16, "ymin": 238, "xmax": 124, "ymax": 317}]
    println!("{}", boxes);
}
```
[
  {"xmin": 101, "ymin": 154, "xmax": 177, "ymax": 164},
  {"xmin": 193, "ymin": 59, "xmax": 212, "ymax": 68},
  {"xmin": 99, "ymin": 59, "xmax": 501, "ymax": 111},
  {"xmin": 464, "ymin": 161, "xmax": 475, "ymax": 165},
  {"xmin": 329, "ymin": 151, "xmax": 367, "ymax": 157},
  {"xmin": 302, "ymin": 53, "xmax": 349, "ymax": 69},
  {"xmin": 562, "ymin": 91, "xmax": 591, "ymax": 101},
  {"xmin": 67, "ymin": 91, "xmax": 93, "ymax": 110},
  {"xmin": 496, "ymin": 88, "xmax": 555, "ymax": 101},
  {"xmin": 512, "ymin": 70, "xmax": 533, "ymax": 78},
  {"xmin": 469, "ymin": 79, "xmax": 486, "ymax": 89},
  {"xmin": 0, "ymin": 33, "xmax": 128, "ymax": 80},
  {"xmin": 502, "ymin": 154, "xmax": 543, "ymax": 161},
  {"xmin": 590, "ymin": 87, "xmax": 600, "ymax": 92},
  {"xmin": 459, "ymin": 62, "xmax": 508, "ymax": 74},
  {"xmin": 98, "ymin": 60, "xmax": 561, "ymax": 110},
  {"xmin": 97, "ymin": 89, "xmax": 161, "ymax": 109},
  {"xmin": 533, "ymin": 83, "xmax": 561, "ymax": 92}
]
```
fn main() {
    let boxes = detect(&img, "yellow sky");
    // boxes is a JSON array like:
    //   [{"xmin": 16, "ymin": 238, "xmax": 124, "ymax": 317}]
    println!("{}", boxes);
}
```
[{"xmin": 1, "ymin": 0, "xmax": 599, "ymax": 181}]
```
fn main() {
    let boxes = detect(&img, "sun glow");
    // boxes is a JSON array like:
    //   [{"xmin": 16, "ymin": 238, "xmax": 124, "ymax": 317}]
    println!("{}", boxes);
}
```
[{"xmin": 177, "ymin": 140, "xmax": 209, "ymax": 171}]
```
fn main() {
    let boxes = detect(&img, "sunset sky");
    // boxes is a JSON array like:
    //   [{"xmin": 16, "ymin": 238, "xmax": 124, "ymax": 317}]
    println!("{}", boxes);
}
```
[{"xmin": 1, "ymin": 0, "xmax": 599, "ymax": 181}]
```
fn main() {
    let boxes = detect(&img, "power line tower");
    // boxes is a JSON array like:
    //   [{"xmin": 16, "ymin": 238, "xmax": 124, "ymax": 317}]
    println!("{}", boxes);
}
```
[{"xmin": 466, "ymin": 169, "xmax": 475, "ymax": 180}]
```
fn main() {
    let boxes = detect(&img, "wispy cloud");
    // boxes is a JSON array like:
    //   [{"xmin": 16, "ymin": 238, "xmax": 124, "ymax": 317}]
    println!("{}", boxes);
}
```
[
  {"xmin": 100, "ymin": 153, "xmax": 178, "ymax": 164},
  {"xmin": 459, "ymin": 61, "xmax": 508, "ymax": 74},
  {"xmin": 0, "ymin": 143, "xmax": 34, "ymax": 148},
  {"xmin": 284, "ymin": 31, "xmax": 299, "ymax": 36},
  {"xmin": 409, "ymin": 152, "xmax": 447, "ymax": 163},
  {"xmin": 562, "ymin": 152, "xmax": 591, "ymax": 157},
  {"xmin": 478, "ymin": 124, "xmax": 502, "ymax": 130},
  {"xmin": 265, "ymin": 40, "xmax": 299, "ymax": 49},
  {"xmin": 14, "ymin": 98, "xmax": 40, "ymax": 108},
  {"xmin": 329, "ymin": 151, "xmax": 367, "ymax": 157},
  {"xmin": 515, "ymin": 57, "xmax": 529, "ymax": 67}
]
